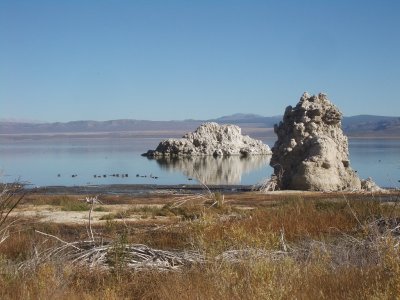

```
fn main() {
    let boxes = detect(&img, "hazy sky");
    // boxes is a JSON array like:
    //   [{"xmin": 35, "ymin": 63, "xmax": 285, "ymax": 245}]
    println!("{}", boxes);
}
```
[{"xmin": 1, "ymin": 0, "xmax": 399, "ymax": 122}]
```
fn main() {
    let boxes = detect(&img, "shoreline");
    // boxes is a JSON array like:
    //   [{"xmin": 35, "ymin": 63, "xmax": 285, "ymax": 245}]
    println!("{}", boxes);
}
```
[
  {"xmin": 23, "ymin": 183, "xmax": 399, "ymax": 196},
  {"xmin": 0, "ymin": 129, "xmax": 399, "ymax": 140},
  {"xmin": 25, "ymin": 183, "xmax": 254, "ymax": 195}
]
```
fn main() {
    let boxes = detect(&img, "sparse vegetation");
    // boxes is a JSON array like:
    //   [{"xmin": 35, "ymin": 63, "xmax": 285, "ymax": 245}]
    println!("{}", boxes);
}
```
[
  {"xmin": 28, "ymin": 195, "xmax": 90, "ymax": 211},
  {"xmin": 1, "ymin": 190, "xmax": 400, "ymax": 299}
]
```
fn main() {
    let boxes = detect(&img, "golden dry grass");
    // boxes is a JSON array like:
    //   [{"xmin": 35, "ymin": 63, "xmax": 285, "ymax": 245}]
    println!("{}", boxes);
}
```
[{"xmin": 1, "ymin": 191, "xmax": 400, "ymax": 299}]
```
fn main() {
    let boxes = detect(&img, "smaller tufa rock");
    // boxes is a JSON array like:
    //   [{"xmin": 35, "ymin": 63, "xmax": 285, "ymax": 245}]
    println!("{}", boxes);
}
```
[
  {"xmin": 143, "ymin": 122, "xmax": 272, "ymax": 158},
  {"xmin": 361, "ymin": 177, "xmax": 384, "ymax": 192}
]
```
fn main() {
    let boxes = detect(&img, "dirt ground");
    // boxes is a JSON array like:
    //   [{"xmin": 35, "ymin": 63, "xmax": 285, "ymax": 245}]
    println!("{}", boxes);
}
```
[{"xmin": 10, "ymin": 189, "xmax": 398, "ymax": 225}]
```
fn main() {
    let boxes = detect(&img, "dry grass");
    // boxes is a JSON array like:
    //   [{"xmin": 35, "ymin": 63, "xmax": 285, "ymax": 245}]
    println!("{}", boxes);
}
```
[
  {"xmin": 0, "ymin": 255, "xmax": 399, "ymax": 299},
  {"xmin": 1, "ymin": 191, "xmax": 400, "ymax": 299}
]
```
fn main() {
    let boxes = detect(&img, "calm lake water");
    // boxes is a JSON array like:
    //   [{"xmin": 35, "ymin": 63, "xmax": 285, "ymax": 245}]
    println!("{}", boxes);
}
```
[{"xmin": 0, "ymin": 137, "xmax": 399, "ymax": 188}]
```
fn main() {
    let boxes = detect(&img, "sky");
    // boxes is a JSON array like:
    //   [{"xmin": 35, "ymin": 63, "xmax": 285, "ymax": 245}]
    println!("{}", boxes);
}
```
[{"xmin": 1, "ymin": 0, "xmax": 399, "ymax": 122}]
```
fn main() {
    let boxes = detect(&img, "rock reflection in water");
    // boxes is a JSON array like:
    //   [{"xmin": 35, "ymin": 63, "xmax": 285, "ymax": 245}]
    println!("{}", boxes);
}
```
[{"xmin": 153, "ymin": 156, "xmax": 271, "ymax": 185}]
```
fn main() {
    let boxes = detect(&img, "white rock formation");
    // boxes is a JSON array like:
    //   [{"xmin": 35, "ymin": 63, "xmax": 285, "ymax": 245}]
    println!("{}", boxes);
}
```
[
  {"xmin": 270, "ymin": 92, "xmax": 362, "ymax": 191},
  {"xmin": 143, "ymin": 122, "xmax": 272, "ymax": 157},
  {"xmin": 361, "ymin": 177, "xmax": 385, "ymax": 192}
]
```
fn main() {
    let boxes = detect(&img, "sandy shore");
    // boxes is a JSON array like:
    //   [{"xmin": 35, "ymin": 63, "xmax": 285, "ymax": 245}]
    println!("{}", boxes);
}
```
[
  {"xmin": 25, "ymin": 183, "xmax": 254, "ymax": 195},
  {"xmin": 25, "ymin": 183, "xmax": 398, "ymax": 196},
  {"xmin": 10, "ymin": 184, "xmax": 398, "ymax": 226}
]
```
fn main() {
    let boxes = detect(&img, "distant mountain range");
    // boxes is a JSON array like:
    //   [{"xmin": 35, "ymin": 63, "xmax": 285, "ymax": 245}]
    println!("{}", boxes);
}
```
[
  {"xmin": 0, "ymin": 114, "xmax": 399, "ymax": 138},
  {"xmin": 341, "ymin": 115, "xmax": 400, "ymax": 137}
]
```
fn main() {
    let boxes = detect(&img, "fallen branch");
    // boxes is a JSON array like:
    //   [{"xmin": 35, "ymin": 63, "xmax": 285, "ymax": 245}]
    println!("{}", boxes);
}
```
[{"xmin": 35, "ymin": 230, "xmax": 82, "ymax": 251}]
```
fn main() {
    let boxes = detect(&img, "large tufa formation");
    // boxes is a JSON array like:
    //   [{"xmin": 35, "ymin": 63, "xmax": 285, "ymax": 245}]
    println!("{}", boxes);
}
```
[
  {"xmin": 270, "ymin": 92, "xmax": 361, "ymax": 191},
  {"xmin": 143, "ymin": 122, "xmax": 272, "ymax": 158}
]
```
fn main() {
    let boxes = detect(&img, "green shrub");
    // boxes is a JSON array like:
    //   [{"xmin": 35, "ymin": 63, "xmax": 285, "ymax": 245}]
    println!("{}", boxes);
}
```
[{"xmin": 60, "ymin": 200, "xmax": 89, "ymax": 211}]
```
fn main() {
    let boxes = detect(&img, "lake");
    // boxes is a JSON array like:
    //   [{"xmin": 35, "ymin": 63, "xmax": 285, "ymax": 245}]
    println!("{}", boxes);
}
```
[{"xmin": 0, "ymin": 137, "xmax": 399, "ymax": 188}]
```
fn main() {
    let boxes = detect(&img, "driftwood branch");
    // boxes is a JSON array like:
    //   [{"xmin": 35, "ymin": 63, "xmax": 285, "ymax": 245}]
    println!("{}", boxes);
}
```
[
  {"xmin": 86, "ymin": 196, "xmax": 98, "ymax": 242},
  {"xmin": 35, "ymin": 230, "xmax": 82, "ymax": 251}
]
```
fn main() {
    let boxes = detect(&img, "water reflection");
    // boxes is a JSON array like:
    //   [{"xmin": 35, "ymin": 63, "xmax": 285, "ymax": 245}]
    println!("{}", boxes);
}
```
[
  {"xmin": 2, "ymin": 137, "xmax": 398, "ymax": 187},
  {"xmin": 151, "ymin": 155, "xmax": 271, "ymax": 185}
]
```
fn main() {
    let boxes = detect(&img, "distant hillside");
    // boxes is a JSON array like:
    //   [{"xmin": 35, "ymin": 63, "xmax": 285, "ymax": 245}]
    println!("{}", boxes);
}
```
[
  {"xmin": 0, "ymin": 114, "xmax": 399, "ymax": 138},
  {"xmin": 342, "ymin": 115, "xmax": 400, "ymax": 137},
  {"xmin": 211, "ymin": 114, "xmax": 282, "ymax": 127},
  {"xmin": 0, "ymin": 119, "xmax": 203, "ymax": 135}
]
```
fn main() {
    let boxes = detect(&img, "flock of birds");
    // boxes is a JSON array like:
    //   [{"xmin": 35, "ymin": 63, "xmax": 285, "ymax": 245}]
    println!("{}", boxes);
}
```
[
  {"xmin": 57, "ymin": 173, "xmax": 160, "ymax": 180},
  {"xmin": 94, "ymin": 173, "xmax": 129, "ymax": 178},
  {"xmin": 136, "ymin": 174, "xmax": 158, "ymax": 179},
  {"xmin": 57, "ymin": 173, "xmax": 195, "ymax": 181}
]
